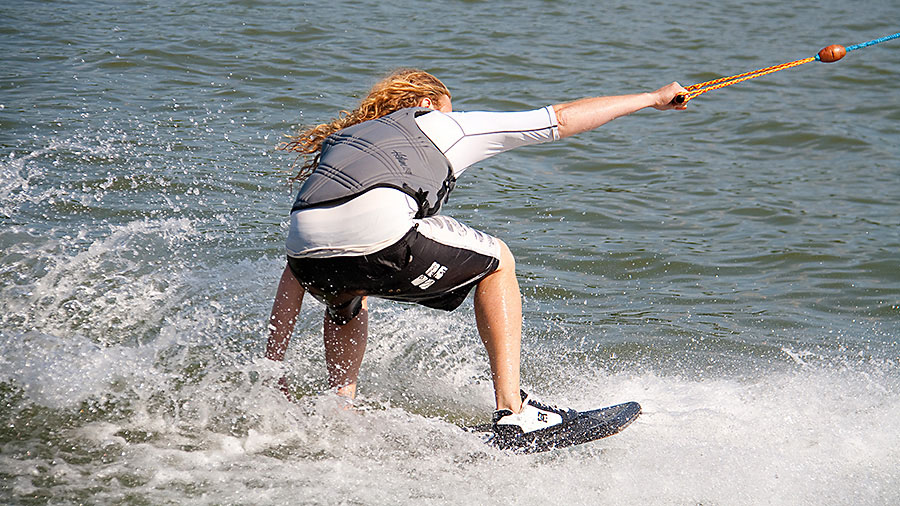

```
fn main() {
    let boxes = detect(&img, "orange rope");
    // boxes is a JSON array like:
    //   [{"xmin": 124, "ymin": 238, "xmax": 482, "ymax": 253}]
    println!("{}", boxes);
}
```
[
  {"xmin": 676, "ymin": 33, "xmax": 900, "ymax": 104},
  {"xmin": 681, "ymin": 56, "xmax": 817, "ymax": 103}
]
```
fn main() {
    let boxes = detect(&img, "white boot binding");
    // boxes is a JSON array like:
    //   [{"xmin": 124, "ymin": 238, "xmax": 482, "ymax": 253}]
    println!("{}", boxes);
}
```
[{"xmin": 492, "ymin": 390, "xmax": 578, "ymax": 436}]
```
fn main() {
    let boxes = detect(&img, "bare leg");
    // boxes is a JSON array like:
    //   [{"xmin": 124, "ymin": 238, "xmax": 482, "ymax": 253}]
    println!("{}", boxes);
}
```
[
  {"xmin": 474, "ymin": 241, "xmax": 524, "ymax": 413},
  {"xmin": 265, "ymin": 264, "xmax": 305, "ymax": 401},
  {"xmin": 323, "ymin": 297, "xmax": 369, "ymax": 399},
  {"xmin": 266, "ymin": 264, "xmax": 305, "ymax": 362}
]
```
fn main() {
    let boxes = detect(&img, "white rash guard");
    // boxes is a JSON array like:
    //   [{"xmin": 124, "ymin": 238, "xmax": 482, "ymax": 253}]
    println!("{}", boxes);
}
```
[{"xmin": 286, "ymin": 106, "xmax": 559, "ymax": 258}]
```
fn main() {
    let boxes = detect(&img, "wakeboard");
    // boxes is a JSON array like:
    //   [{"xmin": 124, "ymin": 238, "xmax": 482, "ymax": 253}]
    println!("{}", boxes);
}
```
[{"xmin": 469, "ymin": 401, "xmax": 641, "ymax": 454}]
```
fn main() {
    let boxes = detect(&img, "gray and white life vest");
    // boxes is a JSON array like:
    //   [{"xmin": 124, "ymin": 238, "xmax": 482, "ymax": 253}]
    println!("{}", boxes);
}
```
[{"xmin": 291, "ymin": 107, "xmax": 456, "ymax": 219}]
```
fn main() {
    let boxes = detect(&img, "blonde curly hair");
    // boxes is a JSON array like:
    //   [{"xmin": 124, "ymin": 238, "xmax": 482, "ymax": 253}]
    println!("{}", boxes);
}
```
[{"xmin": 281, "ymin": 69, "xmax": 451, "ymax": 182}]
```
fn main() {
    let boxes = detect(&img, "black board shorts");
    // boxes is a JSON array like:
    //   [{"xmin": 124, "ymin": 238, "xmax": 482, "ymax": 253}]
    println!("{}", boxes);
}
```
[{"xmin": 287, "ymin": 215, "xmax": 502, "ymax": 325}]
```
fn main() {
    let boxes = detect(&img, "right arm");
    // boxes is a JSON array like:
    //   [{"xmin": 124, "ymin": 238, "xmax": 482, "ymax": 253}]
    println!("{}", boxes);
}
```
[
  {"xmin": 552, "ymin": 82, "xmax": 687, "ymax": 139},
  {"xmin": 417, "ymin": 82, "xmax": 686, "ymax": 176}
]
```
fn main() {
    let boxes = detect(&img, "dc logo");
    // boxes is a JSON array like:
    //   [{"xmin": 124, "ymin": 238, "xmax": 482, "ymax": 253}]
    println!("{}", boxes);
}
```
[{"xmin": 411, "ymin": 262, "xmax": 448, "ymax": 290}]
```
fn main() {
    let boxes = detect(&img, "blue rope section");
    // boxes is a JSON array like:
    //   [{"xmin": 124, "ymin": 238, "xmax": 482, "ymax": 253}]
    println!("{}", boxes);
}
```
[
  {"xmin": 814, "ymin": 31, "xmax": 900, "ymax": 61},
  {"xmin": 847, "ymin": 31, "xmax": 900, "ymax": 51}
]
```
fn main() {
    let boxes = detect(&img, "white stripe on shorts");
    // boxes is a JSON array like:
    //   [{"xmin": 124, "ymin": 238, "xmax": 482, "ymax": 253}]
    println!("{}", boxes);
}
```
[{"xmin": 414, "ymin": 215, "xmax": 502, "ymax": 261}]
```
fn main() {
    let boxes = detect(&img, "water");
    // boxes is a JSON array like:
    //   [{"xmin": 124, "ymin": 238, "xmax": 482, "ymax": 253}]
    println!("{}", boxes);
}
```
[{"xmin": 2, "ymin": 0, "xmax": 899, "ymax": 504}]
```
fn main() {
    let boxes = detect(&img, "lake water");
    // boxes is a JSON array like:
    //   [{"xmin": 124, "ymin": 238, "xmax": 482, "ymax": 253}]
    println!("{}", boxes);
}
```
[{"xmin": 2, "ymin": 1, "xmax": 899, "ymax": 504}]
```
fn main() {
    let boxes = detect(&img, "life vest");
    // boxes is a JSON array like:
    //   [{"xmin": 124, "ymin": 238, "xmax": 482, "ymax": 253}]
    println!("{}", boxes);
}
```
[{"xmin": 291, "ymin": 107, "xmax": 456, "ymax": 219}]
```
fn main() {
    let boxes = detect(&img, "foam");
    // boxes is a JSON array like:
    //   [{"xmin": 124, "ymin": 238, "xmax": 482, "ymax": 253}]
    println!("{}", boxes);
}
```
[
  {"xmin": 4, "ymin": 303, "xmax": 899, "ymax": 505},
  {"xmin": 2, "ymin": 224, "xmax": 898, "ymax": 505}
]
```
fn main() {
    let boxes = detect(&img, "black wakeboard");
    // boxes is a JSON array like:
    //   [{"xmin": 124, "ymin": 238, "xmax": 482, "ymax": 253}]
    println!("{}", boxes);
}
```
[{"xmin": 469, "ymin": 401, "xmax": 641, "ymax": 454}]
